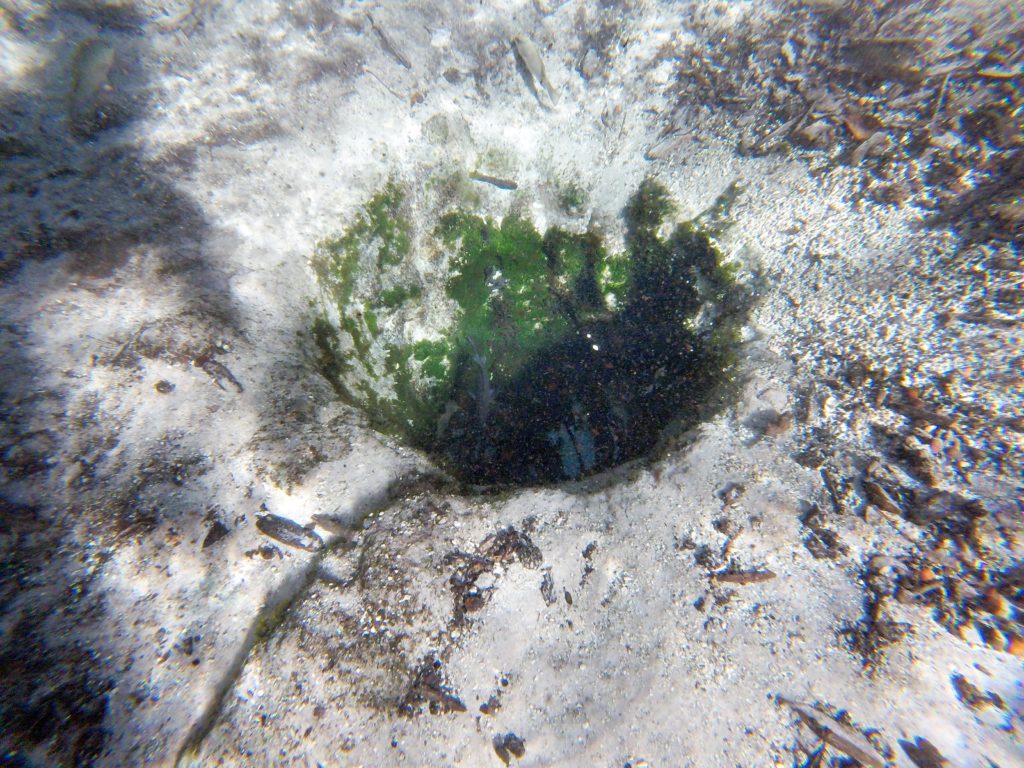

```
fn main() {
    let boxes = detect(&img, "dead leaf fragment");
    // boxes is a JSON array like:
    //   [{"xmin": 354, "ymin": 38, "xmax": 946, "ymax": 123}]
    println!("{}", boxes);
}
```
[
  {"xmin": 779, "ymin": 697, "xmax": 886, "ymax": 768},
  {"xmin": 900, "ymin": 736, "xmax": 950, "ymax": 768},
  {"xmin": 864, "ymin": 481, "xmax": 902, "ymax": 515},
  {"xmin": 844, "ymin": 111, "xmax": 884, "ymax": 141},
  {"xmin": 851, "ymin": 132, "xmax": 890, "ymax": 165}
]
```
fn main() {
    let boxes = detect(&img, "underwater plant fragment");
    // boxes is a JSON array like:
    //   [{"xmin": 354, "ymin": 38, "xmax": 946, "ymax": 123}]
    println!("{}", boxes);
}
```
[{"xmin": 312, "ymin": 178, "xmax": 748, "ymax": 485}]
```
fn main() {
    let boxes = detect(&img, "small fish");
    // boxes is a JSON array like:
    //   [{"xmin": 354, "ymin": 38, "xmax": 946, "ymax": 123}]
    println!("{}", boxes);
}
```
[
  {"xmin": 466, "ymin": 337, "xmax": 494, "ymax": 423},
  {"xmin": 194, "ymin": 353, "xmax": 244, "ymax": 393},
  {"xmin": 368, "ymin": 12, "xmax": 412, "ymax": 70},
  {"xmin": 469, "ymin": 171, "xmax": 518, "ymax": 190},
  {"xmin": 256, "ymin": 514, "xmax": 323, "ymax": 552},
  {"xmin": 310, "ymin": 514, "xmax": 359, "ymax": 549},
  {"xmin": 68, "ymin": 39, "xmax": 115, "ymax": 132},
  {"xmin": 712, "ymin": 568, "xmax": 776, "ymax": 585},
  {"xmin": 511, "ymin": 34, "xmax": 558, "ymax": 103},
  {"xmin": 435, "ymin": 400, "xmax": 460, "ymax": 440}
]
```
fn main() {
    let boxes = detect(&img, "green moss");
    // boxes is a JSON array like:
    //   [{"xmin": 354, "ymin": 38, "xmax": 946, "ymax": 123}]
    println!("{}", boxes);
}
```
[
  {"xmin": 378, "ymin": 284, "xmax": 422, "ymax": 308},
  {"xmin": 694, "ymin": 180, "xmax": 744, "ymax": 237},
  {"xmin": 412, "ymin": 340, "xmax": 452, "ymax": 381},
  {"xmin": 311, "ymin": 313, "xmax": 349, "ymax": 391},
  {"xmin": 556, "ymin": 180, "xmax": 588, "ymax": 216},
  {"xmin": 311, "ymin": 182, "xmax": 410, "ymax": 298},
  {"xmin": 310, "ymin": 176, "xmax": 749, "ymax": 485},
  {"xmin": 625, "ymin": 178, "xmax": 676, "ymax": 239},
  {"xmin": 426, "ymin": 170, "xmax": 482, "ymax": 210}
]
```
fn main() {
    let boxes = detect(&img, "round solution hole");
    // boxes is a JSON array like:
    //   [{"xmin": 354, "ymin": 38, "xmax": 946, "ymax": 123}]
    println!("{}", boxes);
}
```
[{"xmin": 311, "ymin": 178, "xmax": 750, "ymax": 486}]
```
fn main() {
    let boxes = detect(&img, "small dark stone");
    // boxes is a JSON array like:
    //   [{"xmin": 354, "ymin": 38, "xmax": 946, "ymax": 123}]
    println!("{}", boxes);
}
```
[
  {"xmin": 259, "ymin": 544, "xmax": 281, "ymax": 559},
  {"xmin": 505, "ymin": 734, "xmax": 526, "ymax": 758},
  {"xmin": 540, "ymin": 570, "xmax": 556, "ymax": 605},
  {"xmin": 479, "ymin": 694, "xmax": 501, "ymax": 715},
  {"xmin": 202, "ymin": 520, "xmax": 229, "ymax": 549},
  {"xmin": 899, "ymin": 736, "xmax": 949, "ymax": 768},
  {"xmin": 493, "ymin": 732, "xmax": 526, "ymax": 764},
  {"xmin": 463, "ymin": 592, "xmax": 487, "ymax": 612},
  {"xmin": 155, "ymin": 380, "xmax": 175, "ymax": 394}
]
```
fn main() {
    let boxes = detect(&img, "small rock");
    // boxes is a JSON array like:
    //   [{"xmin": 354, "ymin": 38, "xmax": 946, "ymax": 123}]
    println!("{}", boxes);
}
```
[
  {"xmin": 540, "ymin": 570, "xmax": 557, "ymax": 605},
  {"xmin": 899, "ymin": 736, "xmax": 950, "ymax": 768},
  {"xmin": 578, "ymin": 48, "xmax": 600, "ymax": 79},
  {"xmin": 155, "ymin": 380, "xmax": 175, "ymax": 394},
  {"xmin": 493, "ymin": 732, "xmax": 526, "ymax": 765},
  {"xmin": 202, "ymin": 520, "xmax": 229, "ymax": 549},
  {"xmin": 763, "ymin": 411, "xmax": 793, "ymax": 436}
]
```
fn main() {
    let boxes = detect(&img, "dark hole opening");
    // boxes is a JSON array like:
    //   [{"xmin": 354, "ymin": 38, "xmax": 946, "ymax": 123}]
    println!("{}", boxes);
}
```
[{"xmin": 312, "ymin": 178, "xmax": 750, "ymax": 487}]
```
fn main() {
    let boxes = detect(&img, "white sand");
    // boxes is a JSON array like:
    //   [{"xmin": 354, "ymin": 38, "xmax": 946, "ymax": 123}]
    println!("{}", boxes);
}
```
[{"xmin": 0, "ymin": 1, "xmax": 1020, "ymax": 766}]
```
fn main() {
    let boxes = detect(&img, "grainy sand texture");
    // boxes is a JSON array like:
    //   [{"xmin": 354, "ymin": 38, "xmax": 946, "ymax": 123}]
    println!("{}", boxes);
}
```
[{"xmin": 1, "ymin": 1, "xmax": 1021, "ymax": 766}]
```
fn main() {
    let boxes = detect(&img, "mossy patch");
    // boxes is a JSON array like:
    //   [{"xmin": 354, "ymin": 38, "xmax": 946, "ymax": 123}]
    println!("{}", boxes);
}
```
[{"xmin": 311, "ymin": 177, "xmax": 749, "ymax": 485}]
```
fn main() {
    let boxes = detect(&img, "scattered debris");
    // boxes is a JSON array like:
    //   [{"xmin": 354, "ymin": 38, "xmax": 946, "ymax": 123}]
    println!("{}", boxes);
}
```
[
  {"xmin": 950, "ymin": 673, "xmax": 1004, "ymax": 711},
  {"xmin": 479, "ymin": 691, "xmax": 502, "ymax": 716},
  {"xmin": 244, "ymin": 543, "xmax": 282, "ymax": 560},
  {"xmin": 399, "ymin": 657, "xmax": 466, "ymax": 716},
  {"xmin": 445, "ymin": 527, "xmax": 543, "ymax": 616},
  {"xmin": 840, "ymin": 557, "xmax": 912, "ymax": 671},
  {"xmin": 580, "ymin": 541, "xmax": 598, "ymax": 585},
  {"xmin": 107, "ymin": 322, "xmax": 154, "ymax": 367},
  {"xmin": 540, "ymin": 570, "xmax": 557, "ymax": 605},
  {"xmin": 863, "ymin": 480, "xmax": 902, "ymax": 516},
  {"xmin": 800, "ymin": 504, "xmax": 848, "ymax": 560},
  {"xmin": 255, "ymin": 513, "xmax": 323, "ymax": 552},
  {"xmin": 192, "ymin": 347, "xmax": 243, "ymax": 393},
  {"xmin": 481, "ymin": 527, "xmax": 543, "ymax": 568},
  {"xmin": 717, "ymin": 481, "xmax": 745, "ymax": 507}
]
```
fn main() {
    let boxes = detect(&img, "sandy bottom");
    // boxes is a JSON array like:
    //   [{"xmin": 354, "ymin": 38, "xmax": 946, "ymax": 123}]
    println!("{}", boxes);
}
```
[{"xmin": 0, "ymin": 1, "xmax": 1020, "ymax": 767}]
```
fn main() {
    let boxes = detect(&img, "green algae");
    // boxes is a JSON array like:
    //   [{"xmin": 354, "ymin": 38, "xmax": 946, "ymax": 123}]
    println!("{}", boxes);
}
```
[
  {"xmin": 377, "ymin": 283, "xmax": 422, "ymax": 309},
  {"xmin": 556, "ymin": 179, "xmax": 588, "ymax": 216},
  {"xmin": 311, "ymin": 177, "xmax": 749, "ymax": 485}
]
